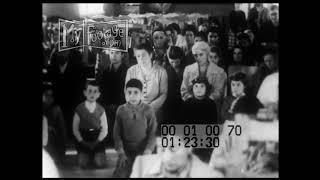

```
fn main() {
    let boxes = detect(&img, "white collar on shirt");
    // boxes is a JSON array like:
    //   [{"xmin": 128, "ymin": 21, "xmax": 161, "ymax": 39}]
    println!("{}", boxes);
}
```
[{"xmin": 85, "ymin": 101, "xmax": 96, "ymax": 113}]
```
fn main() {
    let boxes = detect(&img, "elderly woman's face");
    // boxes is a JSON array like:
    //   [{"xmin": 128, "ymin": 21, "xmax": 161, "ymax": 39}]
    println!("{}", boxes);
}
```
[
  {"xmin": 161, "ymin": 136, "xmax": 191, "ymax": 172},
  {"xmin": 153, "ymin": 31, "xmax": 166, "ymax": 49},
  {"xmin": 134, "ymin": 49, "xmax": 152, "ymax": 68},
  {"xmin": 193, "ymin": 49, "xmax": 208, "ymax": 65}
]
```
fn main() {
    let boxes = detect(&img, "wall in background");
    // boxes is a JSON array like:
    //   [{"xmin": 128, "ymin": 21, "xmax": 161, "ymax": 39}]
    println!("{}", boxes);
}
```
[
  {"xmin": 42, "ymin": 3, "xmax": 80, "ymax": 20},
  {"xmin": 43, "ymin": 3, "xmax": 235, "ymax": 20},
  {"xmin": 171, "ymin": 3, "xmax": 234, "ymax": 16}
]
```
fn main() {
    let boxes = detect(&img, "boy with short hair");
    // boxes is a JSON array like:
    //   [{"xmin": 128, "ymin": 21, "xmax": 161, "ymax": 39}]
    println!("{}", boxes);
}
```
[
  {"xmin": 72, "ymin": 80, "xmax": 108, "ymax": 169},
  {"xmin": 113, "ymin": 78, "xmax": 157, "ymax": 178}
]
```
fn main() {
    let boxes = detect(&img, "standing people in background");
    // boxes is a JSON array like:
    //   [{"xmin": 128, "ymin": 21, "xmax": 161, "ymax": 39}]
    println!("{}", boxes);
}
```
[
  {"xmin": 236, "ymin": 32, "xmax": 259, "ymax": 66},
  {"xmin": 247, "ymin": 3, "xmax": 264, "ymax": 35},
  {"xmin": 163, "ymin": 46, "xmax": 185, "ymax": 123},
  {"xmin": 82, "ymin": 46, "xmax": 98, "ymax": 79},
  {"xmin": 255, "ymin": 50, "xmax": 278, "ymax": 90},
  {"xmin": 72, "ymin": 80, "xmax": 108, "ymax": 169},
  {"xmin": 128, "ymin": 30, "xmax": 147, "ymax": 67},
  {"xmin": 228, "ymin": 7, "xmax": 247, "ymax": 51},
  {"xmin": 166, "ymin": 23, "xmax": 188, "ymax": 54},
  {"xmin": 181, "ymin": 41, "xmax": 227, "ymax": 117},
  {"xmin": 183, "ymin": 24, "xmax": 197, "ymax": 66},
  {"xmin": 152, "ymin": 27, "xmax": 169, "ymax": 66},
  {"xmin": 208, "ymin": 16, "xmax": 222, "ymax": 30},
  {"xmin": 113, "ymin": 79, "xmax": 157, "ymax": 178},
  {"xmin": 42, "ymin": 82, "xmax": 67, "ymax": 165},
  {"xmin": 48, "ymin": 48, "xmax": 86, "ymax": 140},
  {"xmin": 164, "ymin": 25, "xmax": 174, "ymax": 47},
  {"xmin": 99, "ymin": 49, "xmax": 128, "ymax": 146},
  {"xmin": 183, "ymin": 24, "xmax": 197, "ymax": 53},
  {"xmin": 194, "ymin": 31, "xmax": 208, "ymax": 43},
  {"xmin": 125, "ymin": 43, "xmax": 168, "ymax": 129},
  {"xmin": 208, "ymin": 46, "xmax": 226, "ymax": 71},
  {"xmin": 227, "ymin": 45, "xmax": 251, "ymax": 69},
  {"xmin": 207, "ymin": 27, "xmax": 222, "ymax": 48},
  {"xmin": 257, "ymin": 5, "xmax": 278, "ymax": 49}
]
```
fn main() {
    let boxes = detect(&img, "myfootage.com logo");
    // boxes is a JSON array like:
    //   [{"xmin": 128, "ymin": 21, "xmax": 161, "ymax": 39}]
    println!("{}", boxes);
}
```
[{"xmin": 58, "ymin": 19, "xmax": 128, "ymax": 52}]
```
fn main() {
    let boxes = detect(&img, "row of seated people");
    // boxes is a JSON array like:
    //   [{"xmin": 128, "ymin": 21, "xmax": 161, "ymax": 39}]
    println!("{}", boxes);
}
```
[
  {"xmin": 42, "ymin": 42, "xmax": 278, "ymax": 170},
  {"xmin": 44, "ymin": 38, "xmax": 277, "ymax": 137},
  {"xmin": 43, "ymin": 68, "xmax": 278, "ymax": 177}
]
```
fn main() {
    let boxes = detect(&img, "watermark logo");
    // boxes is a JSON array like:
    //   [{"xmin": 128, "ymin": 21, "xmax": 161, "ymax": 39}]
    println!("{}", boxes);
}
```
[{"xmin": 59, "ymin": 19, "xmax": 128, "ymax": 52}]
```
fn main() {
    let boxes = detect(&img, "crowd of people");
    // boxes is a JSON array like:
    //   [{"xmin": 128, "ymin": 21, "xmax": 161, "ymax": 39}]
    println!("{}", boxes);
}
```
[{"xmin": 42, "ymin": 3, "xmax": 278, "ymax": 178}]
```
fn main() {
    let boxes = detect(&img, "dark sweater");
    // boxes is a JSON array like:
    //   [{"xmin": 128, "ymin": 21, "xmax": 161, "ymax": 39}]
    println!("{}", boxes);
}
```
[
  {"xmin": 99, "ymin": 63, "xmax": 128, "ymax": 107},
  {"xmin": 113, "ymin": 102, "xmax": 157, "ymax": 153},
  {"xmin": 180, "ymin": 97, "xmax": 218, "ymax": 124},
  {"xmin": 75, "ymin": 102, "xmax": 105, "ymax": 130},
  {"xmin": 221, "ymin": 95, "xmax": 263, "ymax": 122}
]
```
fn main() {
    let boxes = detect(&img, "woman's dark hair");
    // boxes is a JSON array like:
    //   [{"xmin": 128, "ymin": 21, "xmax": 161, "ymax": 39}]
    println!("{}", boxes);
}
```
[
  {"xmin": 229, "ymin": 72, "xmax": 247, "ymax": 88},
  {"xmin": 237, "ymin": 32, "xmax": 250, "ymax": 42},
  {"xmin": 126, "ymin": 78, "xmax": 143, "ymax": 91},
  {"xmin": 207, "ymin": 27, "xmax": 221, "ymax": 36},
  {"xmin": 194, "ymin": 31, "xmax": 208, "ymax": 42},
  {"xmin": 164, "ymin": 26, "xmax": 174, "ymax": 33},
  {"xmin": 135, "ymin": 42, "xmax": 154, "ymax": 55},
  {"xmin": 167, "ymin": 23, "xmax": 181, "ymax": 34},
  {"xmin": 208, "ymin": 16, "xmax": 221, "ymax": 27},
  {"xmin": 152, "ymin": 27, "xmax": 166, "ymax": 36},
  {"xmin": 182, "ymin": 24, "xmax": 197, "ymax": 36},
  {"xmin": 168, "ymin": 46, "xmax": 184, "ymax": 60}
]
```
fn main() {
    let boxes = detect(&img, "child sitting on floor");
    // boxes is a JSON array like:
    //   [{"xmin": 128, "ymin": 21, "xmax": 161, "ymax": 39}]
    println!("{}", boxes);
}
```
[
  {"xmin": 72, "ymin": 80, "xmax": 108, "ymax": 169},
  {"xmin": 113, "ymin": 78, "xmax": 158, "ymax": 178}
]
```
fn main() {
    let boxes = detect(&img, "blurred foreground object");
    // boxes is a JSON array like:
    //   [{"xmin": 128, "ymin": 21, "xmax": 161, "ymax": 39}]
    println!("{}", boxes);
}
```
[
  {"xmin": 130, "ymin": 134, "xmax": 223, "ymax": 178},
  {"xmin": 42, "ymin": 149, "xmax": 59, "ymax": 178},
  {"xmin": 209, "ymin": 114, "xmax": 278, "ymax": 177}
]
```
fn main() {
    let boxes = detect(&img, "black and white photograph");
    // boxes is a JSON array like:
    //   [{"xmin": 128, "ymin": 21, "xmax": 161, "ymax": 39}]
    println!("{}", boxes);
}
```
[{"xmin": 42, "ymin": 3, "xmax": 279, "ymax": 178}]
